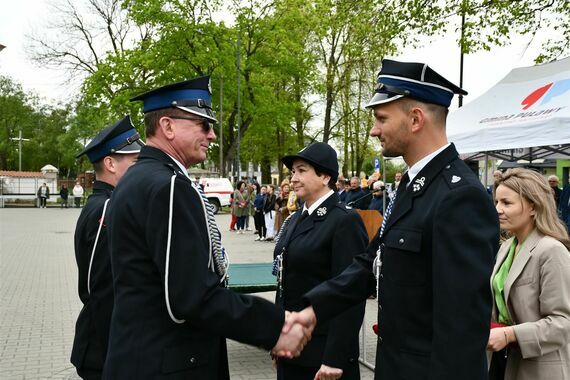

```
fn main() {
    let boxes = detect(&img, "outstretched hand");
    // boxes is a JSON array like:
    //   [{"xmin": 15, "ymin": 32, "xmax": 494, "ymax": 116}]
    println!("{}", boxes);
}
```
[
  {"xmin": 282, "ymin": 306, "xmax": 317, "ymax": 334},
  {"xmin": 271, "ymin": 308, "xmax": 317, "ymax": 358}
]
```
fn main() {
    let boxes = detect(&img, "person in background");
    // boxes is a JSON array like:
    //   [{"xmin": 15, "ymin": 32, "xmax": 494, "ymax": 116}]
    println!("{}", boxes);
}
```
[
  {"xmin": 559, "ymin": 183, "xmax": 570, "ymax": 233},
  {"xmin": 547, "ymin": 174, "xmax": 561, "ymax": 207},
  {"xmin": 254, "ymin": 185, "xmax": 267, "ymax": 241},
  {"xmin": 275, "ymin": 181, "xmax": 291, "ymax": 234},
  {"xmin": 388, "ymin": 172, "xmax": 402, "ymax": 200},
  {"xmin": 73, "ymin": 182, "xmax": 84, "ymax": 208},
  {"xmin": 274, "ymin": 142, "xmax": 368, "ymax": 380},
  {"xmin": 71, "ymin": 116, "xmax": 143, "ymax": 379},
  {"xmin": 264, "ymin": 185, "xmax": 277, "ymax": 241},
  {"xmin": 37, "ymin": 182, "xmax": 50, "ymax": 208},
  {"xmin": 367, "ymin": 180, "xmax": 385, "ymax": 215},
  {"xmin": 233, "ymin": 181, "xmax": 249, "ymax": 234},
  {"xmin": 60, "ymin": 184, "xmax": 69, "ymax": 208},
  {"xmin": 336, "ymin": 178, "xmax": 347, "ymax": 203},
  {"xmin": 345, "ymin": 176, "xmax": 369, "ymax": 210},
  {"xmin": 488, "ymin": 168, "xmax": 570, "ymax": 380},
  {"xmin": 246, "ymin": 182, "xmax": 255, "ymax": 231}
]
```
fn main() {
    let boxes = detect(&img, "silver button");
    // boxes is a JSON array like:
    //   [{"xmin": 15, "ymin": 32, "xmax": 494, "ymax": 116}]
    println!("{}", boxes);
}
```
[
  {"xmin": 399, "ymin": 238, "xmax": 404, "ymax": 244},
  {"xmin": 380, "ymin": 243, "xmax": 385, "ymax": 249},
  {"xmin": 378, "ymin": 336, "xmax": 383, "ymax": 344},
  {"xmin": 190, "ymin": 357, "xmax": 196, "ymax": 364},
  {"xmin": 446, "ymin": 165, "xmax": 451, "ymax": 169}
]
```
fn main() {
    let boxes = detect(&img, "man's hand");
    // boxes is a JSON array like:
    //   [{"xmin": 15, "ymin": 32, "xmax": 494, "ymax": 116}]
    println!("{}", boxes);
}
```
[
  {"xmin": 282, "ymin": 306, "xmax": 317, "ymax": 334},
  {"xmin": 271, "ymin": 321, "xmax": 309, "ymax": 358},
  {"xmin": 314, "ymin": 364, "xmax": 343, "ymax": 380}
]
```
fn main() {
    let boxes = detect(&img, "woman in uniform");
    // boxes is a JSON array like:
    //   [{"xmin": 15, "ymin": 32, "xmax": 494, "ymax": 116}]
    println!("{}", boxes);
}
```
[{"xmin": 273, "ymin": 142, "xmax": 368, "ymax": 380}]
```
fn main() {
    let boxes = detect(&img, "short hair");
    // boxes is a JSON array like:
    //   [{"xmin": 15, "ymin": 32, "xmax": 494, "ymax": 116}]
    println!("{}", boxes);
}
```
[
  {"xmin": 144, "ymin": 107, "xmax": 189, "ymax": 137},
  {"xmin": 497, "ymin": 168, "xmax": 570, "ymax": 249},
  {"xmin": 548, "ymin": 175, "xmax": 559, "ymax": 183},
  {"xmin": 398, "ymin": 98, "xmax": 448, "ymax": 126},
  {"xmin": 314, "ymin": 167, "xmax": 336, "ymax": 191}
]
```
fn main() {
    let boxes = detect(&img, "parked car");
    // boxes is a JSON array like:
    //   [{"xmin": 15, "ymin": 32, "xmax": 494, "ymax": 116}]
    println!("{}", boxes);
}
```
[{"xmin": 197, "ymin": 178, "xmax": 233, "ymax": 214}]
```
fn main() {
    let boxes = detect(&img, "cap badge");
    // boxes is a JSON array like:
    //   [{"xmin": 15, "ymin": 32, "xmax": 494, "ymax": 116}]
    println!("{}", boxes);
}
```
[
  {"xmin": 451, "ymin": 175, "xmax": 462, "ymax": 183},
  {"xmin": 316, "ymin": 207, "xmax": 327, "ymax": 217},
  {"xmin": 412, "ymin": 176, "xmax": 426, "ymax": 192}
]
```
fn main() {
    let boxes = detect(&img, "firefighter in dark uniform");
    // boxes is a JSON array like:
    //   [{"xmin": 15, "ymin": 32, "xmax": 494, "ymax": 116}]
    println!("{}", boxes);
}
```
[
  {"xmin": 103, "ymin": 76, "xmax": 309, "ymax": 379},
  {"xmin": 71, "ymin": 116, "xmax": 144, "ymax": 379},
  {"xmin": 288, "ymin": 59, "xmax": 500, "ymax": 380},
  {"xmin": 273, "ymin": 142, "xmax": 368, "ymax": 380}
]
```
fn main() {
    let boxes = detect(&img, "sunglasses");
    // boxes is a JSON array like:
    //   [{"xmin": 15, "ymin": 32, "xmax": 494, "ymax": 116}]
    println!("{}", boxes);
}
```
[{"xmin": 167, "ymin": 116, "xmax": 213, "ymax": 133}]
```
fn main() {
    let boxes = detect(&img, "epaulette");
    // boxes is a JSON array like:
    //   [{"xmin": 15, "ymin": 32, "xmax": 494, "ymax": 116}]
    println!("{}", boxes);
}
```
[{"xmin": 441, "ymin": 162, "xmax": 468, "ymax": 189}]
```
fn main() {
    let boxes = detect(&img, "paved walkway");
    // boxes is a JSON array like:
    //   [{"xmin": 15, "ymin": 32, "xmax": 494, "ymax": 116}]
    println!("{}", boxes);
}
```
[{"xmin": 0, "ymin": 208, "xmax": 376, "ymax": 379}]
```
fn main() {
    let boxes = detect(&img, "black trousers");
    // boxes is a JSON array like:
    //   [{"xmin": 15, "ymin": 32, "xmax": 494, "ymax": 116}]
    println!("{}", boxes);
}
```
[{"xmin": 254, "ymin": 210, "xmax": 266, "ymax": 238}]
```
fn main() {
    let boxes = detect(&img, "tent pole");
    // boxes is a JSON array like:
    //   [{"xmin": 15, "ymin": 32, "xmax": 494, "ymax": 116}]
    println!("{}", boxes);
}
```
[{"xmin": 484, "ymin": 154, "xmax": 489, "ymax": 188}]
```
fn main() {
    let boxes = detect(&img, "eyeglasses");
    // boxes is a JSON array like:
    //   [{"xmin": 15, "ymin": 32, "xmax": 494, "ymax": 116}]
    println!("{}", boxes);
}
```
[{"xmin": 167, "ymin": 116, "xmax": 213, "ymax": 133}]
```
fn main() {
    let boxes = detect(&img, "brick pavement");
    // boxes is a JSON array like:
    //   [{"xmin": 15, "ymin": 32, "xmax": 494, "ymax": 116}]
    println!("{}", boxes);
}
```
[{"xmin": 0, "ymin": 208, "xmax": 376, "ymax": 379}]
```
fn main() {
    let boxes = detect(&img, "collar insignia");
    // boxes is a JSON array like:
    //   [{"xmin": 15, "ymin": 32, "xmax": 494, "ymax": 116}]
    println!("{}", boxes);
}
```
[
  {"xmin": 412, "ymin": 176, "xmax": 426, "ymax": 192},
  {"xmin": 316, "ymin": 206, "xmax": 327, "ymax": 216},
  {"xmin": 451, "ymin": 175, "xmax": 462, "ymax": 183}
]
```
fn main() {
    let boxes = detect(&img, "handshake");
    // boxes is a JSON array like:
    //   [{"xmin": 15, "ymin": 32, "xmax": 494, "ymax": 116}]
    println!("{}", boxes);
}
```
[{"xmin": 271, "ymin": 306, "xmax": 317, "ymax": 358}]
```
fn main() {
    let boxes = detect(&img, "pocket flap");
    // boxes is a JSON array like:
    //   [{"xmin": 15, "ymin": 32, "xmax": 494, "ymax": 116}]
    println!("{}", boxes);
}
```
[{"xmin": 384, "ymin": 228, "xmax": 422, "ymax": 253}]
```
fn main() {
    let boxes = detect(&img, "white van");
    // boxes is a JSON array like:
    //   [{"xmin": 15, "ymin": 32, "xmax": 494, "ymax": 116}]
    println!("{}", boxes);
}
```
[{"xmin": 198, "ymin": 178, "xmax": 233, "ymax": 214}]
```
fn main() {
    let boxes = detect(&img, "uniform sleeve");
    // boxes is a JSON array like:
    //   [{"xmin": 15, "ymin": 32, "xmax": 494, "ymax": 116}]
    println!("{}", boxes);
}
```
[
  {"xmin": 514, "ymin": 244, "xmax": 570, "ymax": 358},
  {"xmin": 303, "ymin": 222, "xmax": 377, "ymax": 323},
  {"xmin": 321, "ymin": 211, "xmax": 368, "ymax": 369},
  {"xmin": 430, "ymin": 185, "xmax": 499, "ymax": 379},
  {"xmin": 145, "ymin": 178, "xmax": 284, "ymax": 350}
]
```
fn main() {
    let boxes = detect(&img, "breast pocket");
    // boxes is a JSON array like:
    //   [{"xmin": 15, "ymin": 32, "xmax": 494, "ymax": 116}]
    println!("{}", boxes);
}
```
[{"xmin": 384, "ymin": 228, "xmax": 425, "ymax": 286}]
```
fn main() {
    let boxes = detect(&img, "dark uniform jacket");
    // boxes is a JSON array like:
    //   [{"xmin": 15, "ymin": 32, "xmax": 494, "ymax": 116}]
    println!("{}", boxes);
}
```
[
  {"xmin": 103, "ymin": 146, "xmax": 284, "ymax": 379},
  {"xmin": 304, "ymin": 144, "xmax": 500, "ymax": 380},
  {"xmin": 71, "ymin": 180, "xmax": 115, "ymax": 374},
  {"xmin": 275, "ymin": 192, "xmax": 367, "ymax": 378}
]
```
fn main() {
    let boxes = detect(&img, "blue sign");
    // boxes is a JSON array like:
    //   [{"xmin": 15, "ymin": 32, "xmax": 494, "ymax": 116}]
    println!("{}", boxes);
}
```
[{"xmin": 374, "ymin": 157, "xmax": 380, "ymax": 173}]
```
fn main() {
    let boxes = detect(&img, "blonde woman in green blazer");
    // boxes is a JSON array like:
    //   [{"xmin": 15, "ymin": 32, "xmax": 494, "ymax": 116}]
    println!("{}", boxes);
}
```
[{"xmin": 488, "ymin": 168, "xmax": 570, "ymax": 380}]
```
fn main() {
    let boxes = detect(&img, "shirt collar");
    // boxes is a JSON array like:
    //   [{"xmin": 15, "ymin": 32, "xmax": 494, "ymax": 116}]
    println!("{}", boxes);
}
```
[
  {"xmin": 303, "ymin": 190, "xmax": 334, "ymax": 215},
  {"xmin": 407, "ymin": 143, "xmax": 450, "ymax": 184},
  {"xmin": 167, "ymin": 154, "xmax": 191, "ymax": 180}
]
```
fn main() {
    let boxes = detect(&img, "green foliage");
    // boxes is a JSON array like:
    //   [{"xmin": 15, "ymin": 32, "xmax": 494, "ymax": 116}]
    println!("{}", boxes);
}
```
[{"xmin": 0, "ymin": 76, "xmax": 81, "ymax": 175}]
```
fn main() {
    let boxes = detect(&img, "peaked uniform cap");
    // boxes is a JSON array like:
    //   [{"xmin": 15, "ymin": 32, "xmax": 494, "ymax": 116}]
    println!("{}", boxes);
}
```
[
  {"xmin": 282, "ymin": 142, "xmax": 339, "ymax": 182},
  {"xmin": 76, "ymin": 115, "xmax": 144, "ymax": 163},
  {"xmin": 130, "ymin": 76, "xmax": 217, "ymax": 123},
  {"xmin": 366, "ymin": 59, "xmax": 467, "ymax": 108}
]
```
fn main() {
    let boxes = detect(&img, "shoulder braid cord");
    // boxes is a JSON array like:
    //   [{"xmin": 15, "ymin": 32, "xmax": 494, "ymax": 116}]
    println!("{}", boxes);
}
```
[
  {"xmin": 164, "ymin": 173, "xmax": 230, "ymax": 324},
  {"xmin": 87, "ymin": 198, "xmax": 110, "ymax": 295}
]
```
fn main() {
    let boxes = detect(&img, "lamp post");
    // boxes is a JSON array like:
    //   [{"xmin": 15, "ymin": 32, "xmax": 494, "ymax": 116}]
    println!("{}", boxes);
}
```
[
  {"xmin": 236, "ymin": 32, "xmax": 241, "ymax": 182},
  {"xmin": 10, "ymin": 130, "xmax": 30, "ymax": 171}
]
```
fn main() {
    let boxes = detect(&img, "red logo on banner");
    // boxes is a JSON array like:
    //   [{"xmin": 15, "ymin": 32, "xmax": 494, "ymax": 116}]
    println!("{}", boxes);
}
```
[{"xmin": 521, "ymin": 83, "xmax": 553, "ymax": 110}]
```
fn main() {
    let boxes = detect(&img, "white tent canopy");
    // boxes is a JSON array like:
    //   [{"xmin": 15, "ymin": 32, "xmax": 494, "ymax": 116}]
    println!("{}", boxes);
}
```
[{"xmin": 447, "ymin": 57, "xmax": 570, "ymax": 161}]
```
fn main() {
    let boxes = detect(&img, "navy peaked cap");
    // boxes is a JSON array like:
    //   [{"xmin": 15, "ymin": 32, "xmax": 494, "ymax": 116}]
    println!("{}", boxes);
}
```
[
  {"xmin": 130, "ymin": 76, "xmax": 217, "ymax": 123},
  {"xmin": 282, "ymin": 142, "xmax": 339, "ymax": 181},
  {"xmin": 366, "ymin": 59, "xmax": 467, "ymax": 108},
  {"xmin": 76, "ymin": 115, "xmax": 144, "ymax": 163}
]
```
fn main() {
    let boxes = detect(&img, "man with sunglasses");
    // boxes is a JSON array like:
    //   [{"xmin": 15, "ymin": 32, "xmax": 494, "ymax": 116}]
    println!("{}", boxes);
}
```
[
  {"xmin": 72, "ymin": 116, "xmax": 143, "ymax": 379},
  {"xmin": 288, "ymin": 60, "xmax": 500, "ymax": 380},
  {"xmin": 103, "ymin": 76, "xmax": 310, "ymax": 379}
]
